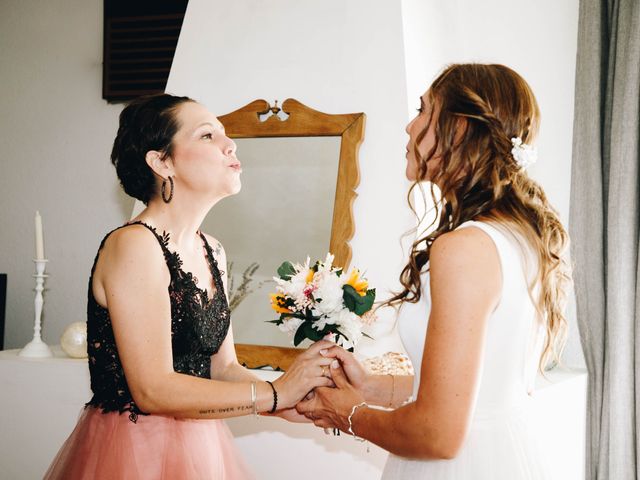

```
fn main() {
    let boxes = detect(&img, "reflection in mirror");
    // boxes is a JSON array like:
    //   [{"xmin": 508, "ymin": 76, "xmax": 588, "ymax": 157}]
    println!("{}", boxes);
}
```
[{"xmin": 202, "ymin": 136, "xmax": 341, "ymax": 347}]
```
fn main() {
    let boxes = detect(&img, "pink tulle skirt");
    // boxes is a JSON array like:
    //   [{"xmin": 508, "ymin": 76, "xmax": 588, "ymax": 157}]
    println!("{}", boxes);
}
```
[{"xmin": 44, "ymin": 407, "xmax": 254, "ymax": 480}]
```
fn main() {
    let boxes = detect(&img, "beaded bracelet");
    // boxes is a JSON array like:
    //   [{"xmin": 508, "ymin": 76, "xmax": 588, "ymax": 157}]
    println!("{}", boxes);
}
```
[
  {"xmin": 266, "ymin": 380, "xmax": 278, "ymax": 413},
  {"xmin": 347, "ymin": 401, "xmax": 368, "ymax": 442}
]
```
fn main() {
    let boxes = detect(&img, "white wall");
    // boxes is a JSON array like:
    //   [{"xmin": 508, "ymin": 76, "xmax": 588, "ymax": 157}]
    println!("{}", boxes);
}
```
[
  {"xmin": 166, "ymin": 0, "xmax": 416, "ymax": 354},
  {"xmin": 0, "ymin": 0, "xmax": 130, "ymax": 349},
  {"xmin": 403, "ymin": 0, "xmax": 578, "ymax": 228},
  {"xmin": 401, "ymin": 0, "xmax": 584, "ymax": 367}
]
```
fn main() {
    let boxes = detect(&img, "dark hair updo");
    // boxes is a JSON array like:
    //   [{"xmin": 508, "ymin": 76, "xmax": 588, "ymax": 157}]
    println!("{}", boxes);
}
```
[{"xmin": 111, "ymin": 93, "xmax": 194, "ymax": 204}]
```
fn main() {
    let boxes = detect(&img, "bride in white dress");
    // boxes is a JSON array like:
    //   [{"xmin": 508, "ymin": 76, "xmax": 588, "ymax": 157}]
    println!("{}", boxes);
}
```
[{"xmin": 297, "ymin": 63, "xmax": 572, "ymax": 479}]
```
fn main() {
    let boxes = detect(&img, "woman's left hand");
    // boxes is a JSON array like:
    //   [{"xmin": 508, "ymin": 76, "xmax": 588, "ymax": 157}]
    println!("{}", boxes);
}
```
[{"xmin": 296, "ymin": 359, "xmax": 366, "ymax": 432}]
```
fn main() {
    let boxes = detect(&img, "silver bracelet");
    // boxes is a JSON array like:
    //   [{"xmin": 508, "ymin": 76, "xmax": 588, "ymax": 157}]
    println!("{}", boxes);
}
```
[
  {"xmin": 347, "ymin": 401, "xmax": 368, "ymax": 442},
  {"xmin": 250, "ymin": 381, "xmax": 257, "ymax": 417}
]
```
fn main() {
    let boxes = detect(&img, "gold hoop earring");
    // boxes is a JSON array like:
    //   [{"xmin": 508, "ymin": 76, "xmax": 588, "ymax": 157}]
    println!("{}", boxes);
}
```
[{"xmin": 161, "ymin": 176, "xmax": 174, "ymax": 203}]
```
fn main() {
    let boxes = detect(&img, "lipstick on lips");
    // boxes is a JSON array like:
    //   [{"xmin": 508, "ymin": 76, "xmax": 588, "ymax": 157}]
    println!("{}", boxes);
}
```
[{"xmin": 229, "ymin": 160, "xmax": 242, "ymax": 172}]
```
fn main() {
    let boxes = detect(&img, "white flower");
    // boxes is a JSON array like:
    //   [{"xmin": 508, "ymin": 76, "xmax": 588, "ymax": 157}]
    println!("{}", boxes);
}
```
[
  {"xmin": 270, "ymin": 253, "xmax": 374, "ymax": 349},
  {"xmin": 335, "ymin": 308, "xmax": 364, "ymax": 349},
  {"xmin": 278, "ymin": 317, "xmax": 304, "ymax": 335},
  {"xmin": 312, "ymin": 270, "xmax": 344, "ymax": 315},
  {"xmin": 510, "ymin": 137, "xmax": 537, "ymax": 170},
  {"xmin": 317, "ymin": 253, "xmax": 335, "ymax": 274},
  {"xmin": 312, "ymin": 313, "xmax": 338, "ymax": 331}
]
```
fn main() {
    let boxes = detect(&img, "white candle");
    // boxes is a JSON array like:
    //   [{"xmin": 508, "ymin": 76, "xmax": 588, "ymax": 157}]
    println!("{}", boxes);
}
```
[{"xmin": 35, "ymin": 211, "xmax": 44, "ymax": 260}]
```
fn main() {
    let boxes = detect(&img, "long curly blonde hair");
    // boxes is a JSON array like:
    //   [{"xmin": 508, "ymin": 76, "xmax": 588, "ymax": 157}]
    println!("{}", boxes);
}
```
[{"xmin": 387, "ymin": 64, "xmax": 572, "ymax": 370}]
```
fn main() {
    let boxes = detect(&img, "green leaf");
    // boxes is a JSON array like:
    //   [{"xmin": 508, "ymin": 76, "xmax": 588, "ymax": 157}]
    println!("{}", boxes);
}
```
[
  {"xmin": 293, "ymin": 324, "xmax": 307, "ymax": 346},
  {"xmin": 305, "ymin": 308, "xmax": 318, "ymax": 322},
  {"xmin": 342, "ymin": 284, "xmax": 358, "ymax": 311},
  {"xmin": 304, "ymin": 322, "xmax": 324, "ymax": 342},
  {"xmin": 343, "ymin": 285, "xmax": 376, "ymax": 316},
  {"xmin": 358, "ymin": 289, "xmax": 376, "ymax": 315},
  {"xmin": 277, "ymin": 261, "xmax": 296, "ymax": 280}
]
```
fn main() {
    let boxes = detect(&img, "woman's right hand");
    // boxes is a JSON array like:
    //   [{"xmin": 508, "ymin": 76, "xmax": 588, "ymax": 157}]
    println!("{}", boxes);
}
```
[
  {"xmin": 273, "ymin": 340, "xmax": 336, "ymax": 409},
  {"xmin": 319, "ymin": 345, "xmax": 369, "ymax": 395}
]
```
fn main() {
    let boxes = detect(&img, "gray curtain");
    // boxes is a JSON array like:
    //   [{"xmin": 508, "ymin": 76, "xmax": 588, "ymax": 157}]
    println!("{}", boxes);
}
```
[{"xmin": 570, "ymin": 0, "xmax": 640, "ymax": 479}]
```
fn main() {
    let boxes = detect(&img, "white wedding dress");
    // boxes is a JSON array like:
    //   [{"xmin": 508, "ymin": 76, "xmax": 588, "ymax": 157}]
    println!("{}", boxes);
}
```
[{"xmin": 383, "ymin": 220, "xmax": 553, "ymax": 479}]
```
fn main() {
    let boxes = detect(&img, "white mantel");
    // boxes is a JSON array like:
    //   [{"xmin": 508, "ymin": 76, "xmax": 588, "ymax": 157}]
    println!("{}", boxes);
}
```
[{"xmin": 0, "ymin": 347, "xmax": 585, "ymax": 479}]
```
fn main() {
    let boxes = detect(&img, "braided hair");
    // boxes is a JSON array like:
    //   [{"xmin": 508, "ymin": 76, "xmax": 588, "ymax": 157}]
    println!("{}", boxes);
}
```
[{"xmin": 387, "ymin": 64, "xmax": 572, "ymax": 371}]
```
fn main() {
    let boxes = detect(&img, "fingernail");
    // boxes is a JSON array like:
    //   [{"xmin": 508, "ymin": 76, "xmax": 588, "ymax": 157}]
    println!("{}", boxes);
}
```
[
  {"xmin": 331, "ymin": 360, "xmax": 339, "ymax": 369},
  {"xmin": 320, "ymin": 349, "xmax": 327, "ymax": 356}
]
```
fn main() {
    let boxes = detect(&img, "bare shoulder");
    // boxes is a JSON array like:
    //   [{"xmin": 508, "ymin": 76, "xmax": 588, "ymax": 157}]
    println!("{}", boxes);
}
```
[
  {"xmin": 430, "ymin": 226, "xmax": 499, "ymax": 271},
  {"xmin": 102, "ymin": 224, "xmax": 162, "ymax": 259},
  {"xmin": 93, "ymin": 224, "xmax": 168, "ymax": 306},
  {"xmin": 97, "ymin": 224, "xmax": 167, "ymax": 280},
  {"xmin": 429, "ymin": 226, "xmax": 501, "ymax": 307}
]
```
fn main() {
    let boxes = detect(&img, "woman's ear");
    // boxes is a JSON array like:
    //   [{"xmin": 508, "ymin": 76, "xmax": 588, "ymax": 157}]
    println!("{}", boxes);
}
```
[{"xmin": 145, "ymin": 150, "xmax": 174, "ymax": 179}]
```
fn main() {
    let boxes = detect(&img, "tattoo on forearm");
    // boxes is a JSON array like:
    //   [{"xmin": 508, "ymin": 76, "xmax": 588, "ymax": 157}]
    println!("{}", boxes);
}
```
[{"xmin": 199, "ymin": 405, "xmax": 252, "ymax": 415}]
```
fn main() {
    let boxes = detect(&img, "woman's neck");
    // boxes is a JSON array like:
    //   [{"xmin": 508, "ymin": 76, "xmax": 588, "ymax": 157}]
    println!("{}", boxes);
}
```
[{"xmin": 132, "ymin": 197, "xmax": 213, "ymax": 250}]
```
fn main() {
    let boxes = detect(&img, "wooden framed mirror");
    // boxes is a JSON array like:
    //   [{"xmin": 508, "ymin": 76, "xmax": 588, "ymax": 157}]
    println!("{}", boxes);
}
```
[{"xmin": 214, "ymin": 98, "xmax": 365, "ymax": 370}]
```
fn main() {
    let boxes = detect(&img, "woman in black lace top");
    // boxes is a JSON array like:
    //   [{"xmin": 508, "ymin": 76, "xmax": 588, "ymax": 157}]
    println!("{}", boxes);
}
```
[{"xmin": 45, "ymin": 94, "xmax": 335, "ymax": 480}]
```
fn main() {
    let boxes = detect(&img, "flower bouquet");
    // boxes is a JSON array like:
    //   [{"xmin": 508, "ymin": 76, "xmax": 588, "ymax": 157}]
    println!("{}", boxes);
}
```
[{"xmin": 269, "ymin": 254, "xmax": 376, "ymax": 351}]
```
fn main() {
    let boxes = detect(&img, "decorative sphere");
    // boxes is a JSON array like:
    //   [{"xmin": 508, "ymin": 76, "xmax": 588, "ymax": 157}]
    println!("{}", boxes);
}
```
[{"xmin": 60, "ymin": 322, "xmax": 88, "ymax": 358}]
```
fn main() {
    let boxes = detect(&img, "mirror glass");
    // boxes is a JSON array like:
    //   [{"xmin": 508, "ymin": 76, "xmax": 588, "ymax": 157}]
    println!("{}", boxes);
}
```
[{"xmin": 202, "ymin": 136, "xmax": 342, "ymax": 347}]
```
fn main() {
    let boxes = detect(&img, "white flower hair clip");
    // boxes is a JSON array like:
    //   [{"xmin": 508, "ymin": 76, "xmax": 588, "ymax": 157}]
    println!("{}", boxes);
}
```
[{"xmin": 510, "ymin": 137, "xmax": 537, "ymax": 170}]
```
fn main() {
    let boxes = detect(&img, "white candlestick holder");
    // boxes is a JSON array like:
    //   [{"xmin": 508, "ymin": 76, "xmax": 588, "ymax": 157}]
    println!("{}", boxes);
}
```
[{"xmin": 19, "ymin": 259, "xmax": 53, "ymax": 358}]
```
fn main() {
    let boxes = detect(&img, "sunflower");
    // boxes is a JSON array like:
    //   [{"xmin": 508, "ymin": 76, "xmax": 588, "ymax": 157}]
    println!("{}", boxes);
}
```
[
  {"xmin": 270, "ymin": 293, "xmax": 292, "ymax": 314},
  {"xmin": 345, "ymin": 268, "xmax": 368, "ymax": 296}
]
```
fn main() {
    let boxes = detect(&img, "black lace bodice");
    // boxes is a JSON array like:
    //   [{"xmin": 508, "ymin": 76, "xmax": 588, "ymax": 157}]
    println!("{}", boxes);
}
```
[{"xmin": 85, "ymin": 221, "xmax": 231, "ymax": 422}]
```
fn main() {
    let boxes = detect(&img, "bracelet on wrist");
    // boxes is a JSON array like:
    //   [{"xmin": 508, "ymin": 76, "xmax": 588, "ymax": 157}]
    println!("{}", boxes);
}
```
[
  {"xmin": 250, "ymin": 381, "xmax": 257, "ymax": 418},
  {"xmin": 266, "ymin": 380, "xmax": 278, "ymax": 413},
  {"xmin": 347, "ymin": 401, "xmax": 368, "ymax": 442}
]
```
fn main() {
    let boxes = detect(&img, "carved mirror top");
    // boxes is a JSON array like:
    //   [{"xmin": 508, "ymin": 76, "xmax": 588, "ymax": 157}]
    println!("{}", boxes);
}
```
[{"xmin": 219, "ymin": 98, "xmax": 364, "ymax": 139}]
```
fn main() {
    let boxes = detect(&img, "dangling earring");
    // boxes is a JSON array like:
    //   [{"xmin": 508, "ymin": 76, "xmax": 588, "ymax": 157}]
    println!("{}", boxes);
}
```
[{"xmin": 161, "ymin": 176, "xmax": 174, "ymax": 203}]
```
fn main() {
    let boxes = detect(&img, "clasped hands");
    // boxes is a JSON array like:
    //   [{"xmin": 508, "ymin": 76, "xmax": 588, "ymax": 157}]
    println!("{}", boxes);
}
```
[{"xmin": 271, "ymin": 339, "xmax": 368, "ymax": 434}]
